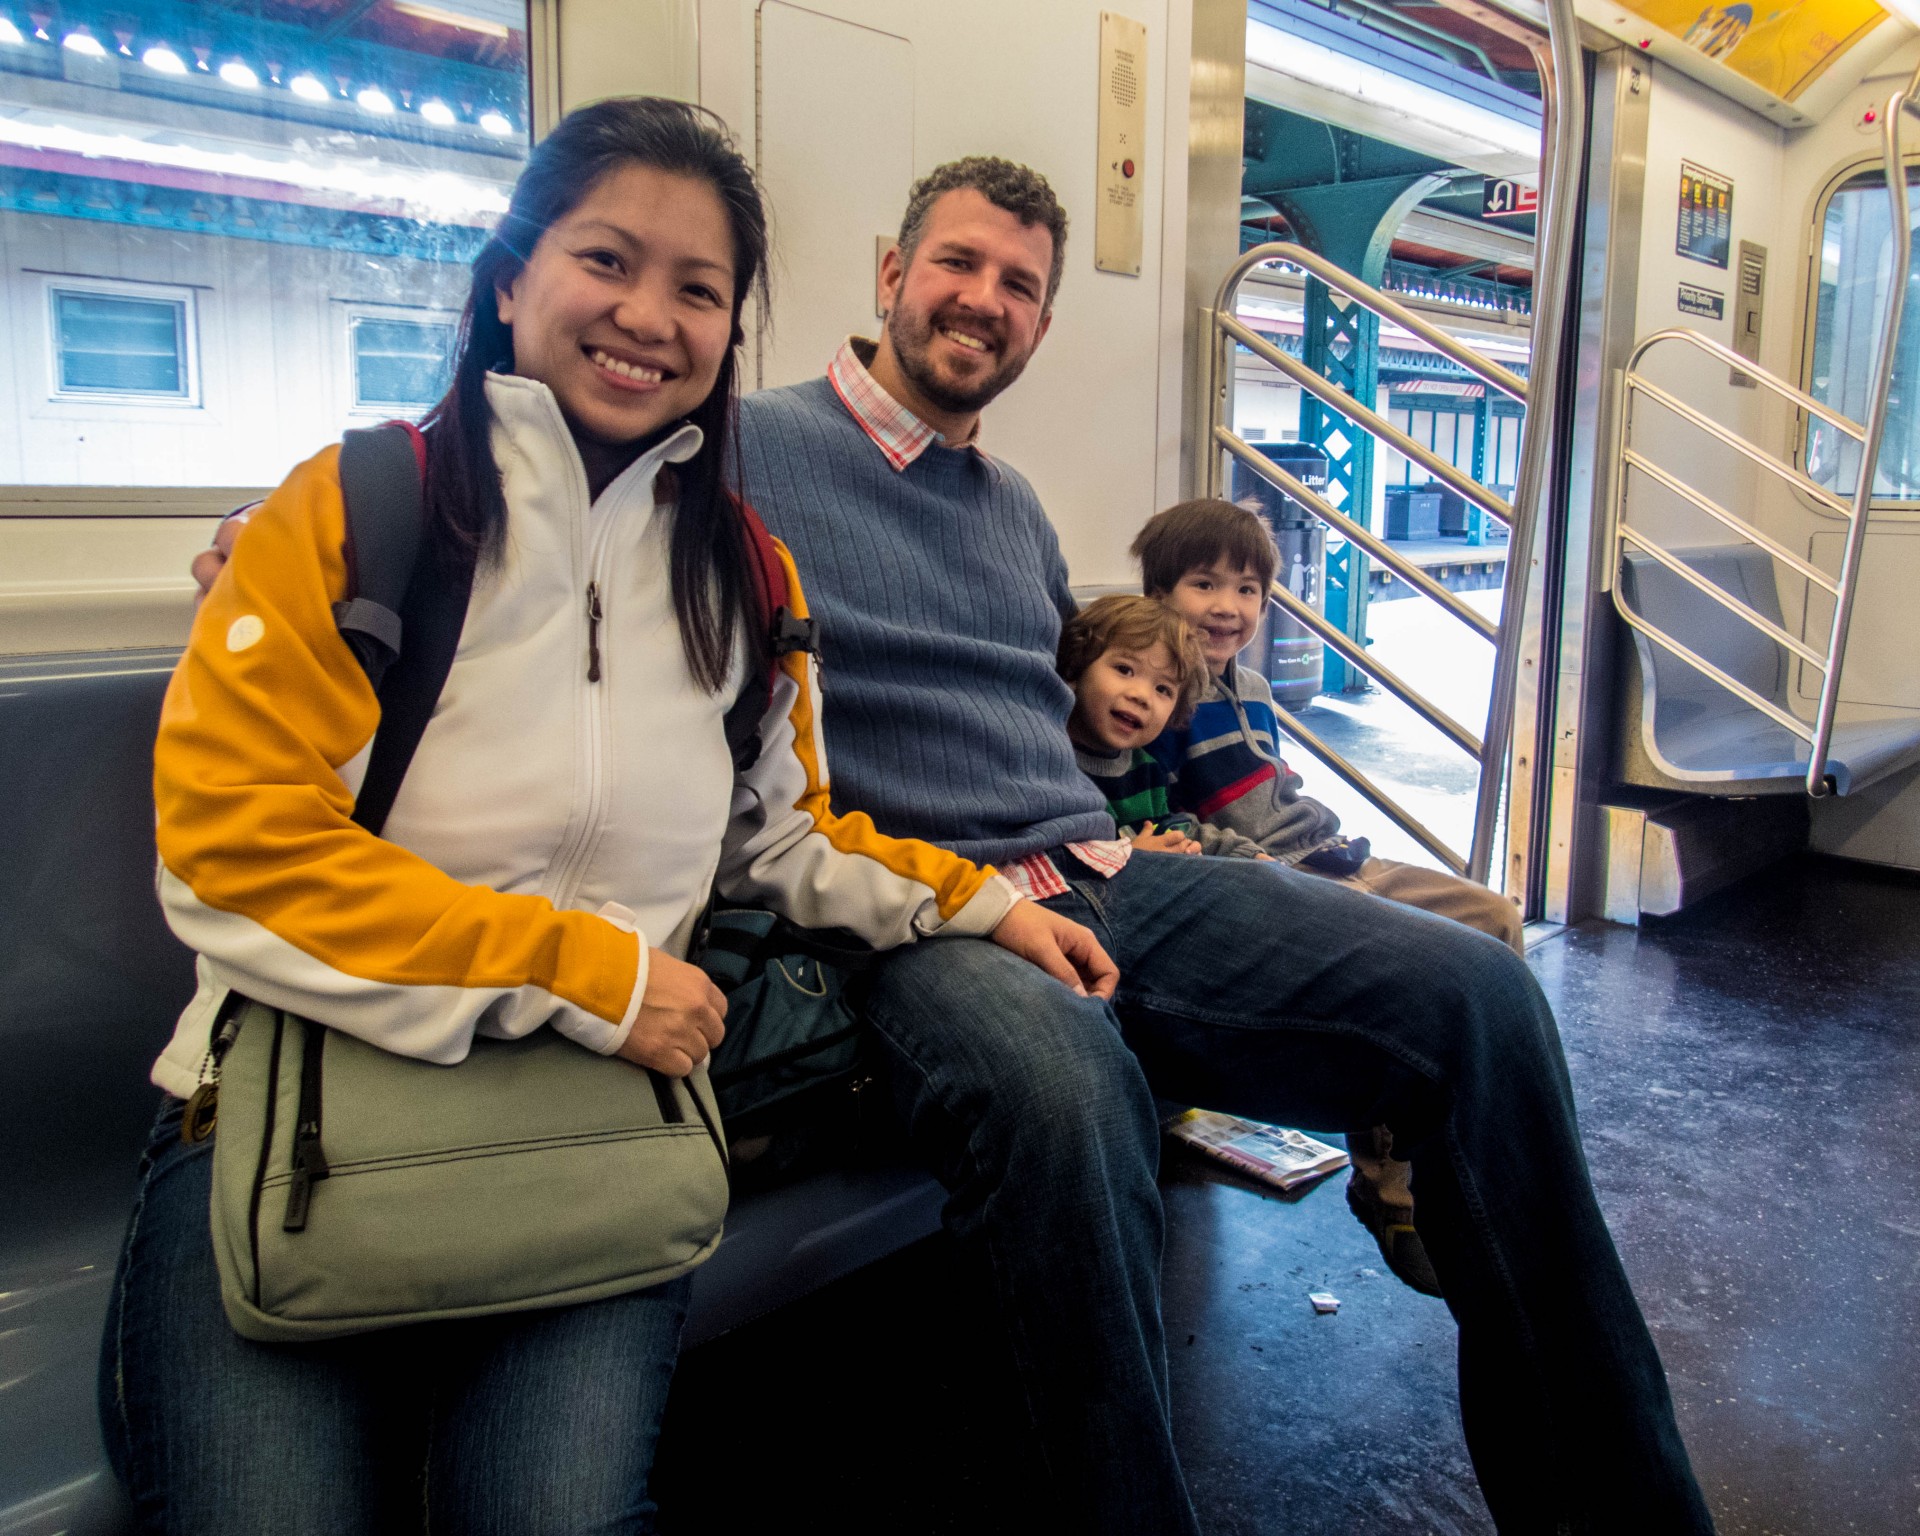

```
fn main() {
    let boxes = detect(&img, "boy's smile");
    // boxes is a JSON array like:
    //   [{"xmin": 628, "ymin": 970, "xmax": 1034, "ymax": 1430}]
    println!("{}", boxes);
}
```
[
  {"xmin": 1069, "ymin": 643, "xmax": 1184, "ymax": 753},
  {"xmin": 1164, "ymin": 561, "xmax": 1268, "ymax": 673}
]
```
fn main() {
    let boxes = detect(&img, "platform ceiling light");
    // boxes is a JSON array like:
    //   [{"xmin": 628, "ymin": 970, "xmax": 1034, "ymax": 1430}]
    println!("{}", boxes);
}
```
[
  {"xmin": 418, "ymin": 98, "xmax": 456, "ymax": 126},
  {"xmin": 1246, "ymin": 17, "xmax": 1539, "ymax": 163},
  {"xmin": 61, "ymin": 29, "xmax": 107, "ymax": 57},
  {"xmin": 0, "ymin": 18, "xmax": 24, "ymax": 45},
  {"xmin": 0, "ymin": 114, "xmax": 513, "ymax": 223},
  {"xmin": 477, "ymin": 109, "xmax": 513, "ymax": 137},
  {"xmin": 391, "ymin": 1, "xmax": 511, "ymax": 40},
  {"xmin": 218, "ymin": 59, "xmax": 259, "ymax": 88},
  {"xmin": 288, "ymin": 71, "xmax": 330, "ymax": 102},
  {"xmin": 356, "ymin": 85, "xmax": 395, "ymax": 114},
  {"xmin": 141, "ymin": 43, "xmax": 186, "ymax": 74}
]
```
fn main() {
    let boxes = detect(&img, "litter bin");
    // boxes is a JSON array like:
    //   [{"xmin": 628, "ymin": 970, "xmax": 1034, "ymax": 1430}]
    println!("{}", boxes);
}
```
[{"xmin": 1230, "ymin": 445, "xmax": 1328, "ymax": 709}]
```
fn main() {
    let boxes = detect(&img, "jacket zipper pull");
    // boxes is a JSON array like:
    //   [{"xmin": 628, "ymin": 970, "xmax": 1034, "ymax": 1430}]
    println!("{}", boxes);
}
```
[{"xmin": 586, "ymin": 581, "xmax": 603, "ymax": 683}]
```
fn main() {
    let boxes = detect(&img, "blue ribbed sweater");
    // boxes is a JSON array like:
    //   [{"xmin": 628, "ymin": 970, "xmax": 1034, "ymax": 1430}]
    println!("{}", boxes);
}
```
[{"xmin": 736, "ymin": 377, "xmax": 1114, "ymax": 865}]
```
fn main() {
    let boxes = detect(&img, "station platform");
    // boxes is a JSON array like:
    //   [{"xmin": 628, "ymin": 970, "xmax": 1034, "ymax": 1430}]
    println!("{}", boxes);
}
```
[{"xmin": 1360, "ymin": 535, "xmax": 1507, "ymax": 600}]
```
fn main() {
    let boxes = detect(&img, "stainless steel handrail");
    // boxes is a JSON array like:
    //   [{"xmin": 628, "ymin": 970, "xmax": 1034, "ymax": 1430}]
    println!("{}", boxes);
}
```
[
  {"xmin": 1618, "ymin": 527, "xmax": 1830, "ymax": 670},
  {"xmin": 1219, "ymin": 315, "xmax": 1517, "ymax": 526},
  {"xmin": 1626, "ymin": 370, "xmax": 1856, "ymax": 516},
  {"xmin": 1217, "ymin": 244, "xmax": 1530, "ymax": 403},
  {"xmin": 1619, "ymin": 450, "xmax": 1841, "ymax": 596},
  {"xmin": 1201, "ymin": 0, "xmax": 1579, "ymax": 886},
  {"xmin": 1263, "ymin": 577, "xmax": 1485, "ymax": 758},
  {"xmin": 1808, "ymin": 69, "xmax": 1920, "ymax": 794},
  {"xmin": 1610, "ymin": 61, "xmax": 1920, "ymax": 797},
  {"xmin": 1214, "ymin": 428, "xmax": 1499, "ymax": 641},
  {"xmin": 1471, "ymin": 0, "xmax": 1581, "ymax": 887}
]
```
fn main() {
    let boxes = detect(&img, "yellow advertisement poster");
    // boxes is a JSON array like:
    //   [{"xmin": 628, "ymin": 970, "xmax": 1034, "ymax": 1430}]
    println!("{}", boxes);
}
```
[{"xmin": 1611, "ymin": 2, "xmax": 1888, "ymax": 102}]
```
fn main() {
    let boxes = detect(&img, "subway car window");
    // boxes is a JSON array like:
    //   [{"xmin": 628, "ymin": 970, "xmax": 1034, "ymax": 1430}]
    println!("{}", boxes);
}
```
[
  {"xmin": 0, "ymin": 0, "xmax": 530, "ymax": 487},
  {"xmin": 1806, "ymin": 164, "xmax": 1920, "ymax": 503}
]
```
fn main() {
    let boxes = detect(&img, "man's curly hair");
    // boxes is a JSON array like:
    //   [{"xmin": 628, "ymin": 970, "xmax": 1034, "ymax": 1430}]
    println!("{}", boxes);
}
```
[{"xmin": 896, "ymin": 157, "xmax": 1069, "ymax": 311}]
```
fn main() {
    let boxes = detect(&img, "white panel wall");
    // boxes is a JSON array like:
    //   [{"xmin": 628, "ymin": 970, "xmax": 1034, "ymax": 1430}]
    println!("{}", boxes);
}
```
[
  {"xmin": 753, "ymin": 4, "xmax": 914, "ymax": 390},
  {"xmin": 1620, "ymin": 62, "xmax": 1790, "ymax": 578},
  {"xmin": 702, "ymin": 0, "xmax": 1191, "ymax": 586}
]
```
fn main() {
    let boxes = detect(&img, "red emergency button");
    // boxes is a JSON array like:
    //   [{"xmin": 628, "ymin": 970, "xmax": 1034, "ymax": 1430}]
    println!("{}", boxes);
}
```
[{"xmin": 1122, "ymin": 158, "xmax": 1135, "ymax": 178}]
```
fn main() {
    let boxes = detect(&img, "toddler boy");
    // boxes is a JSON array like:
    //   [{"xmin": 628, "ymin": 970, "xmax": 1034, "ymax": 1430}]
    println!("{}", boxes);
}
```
[
  {"xmin": 1130, "ymin": 497, "xmax": 1525, "ymax": 1295},
  {"xmin": 1057, "ymin": 594, "xmax": 1263, "ymax": 858}
]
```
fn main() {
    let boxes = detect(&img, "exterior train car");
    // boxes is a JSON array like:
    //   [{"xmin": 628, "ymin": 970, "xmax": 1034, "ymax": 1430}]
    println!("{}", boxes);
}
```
[{"xmin": 4, "ymin": 1, "xmax": 1918, "ymax": 1531}]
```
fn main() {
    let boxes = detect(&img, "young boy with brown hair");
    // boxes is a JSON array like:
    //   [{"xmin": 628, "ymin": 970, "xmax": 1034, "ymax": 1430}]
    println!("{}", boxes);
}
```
[
  {"xmin": 1056, "ymin": 594, "xmax": 1264, "ymax": 859},
  {"xmin": 1130, "ymin": 497, "xmax": 1525, "ymax": 1295}
]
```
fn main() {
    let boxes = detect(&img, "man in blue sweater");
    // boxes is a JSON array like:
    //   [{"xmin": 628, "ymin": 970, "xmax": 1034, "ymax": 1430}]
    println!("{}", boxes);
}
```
[{"xmin": 733, "ymin": 159, "xmax": 1713, "ymax": 1535}]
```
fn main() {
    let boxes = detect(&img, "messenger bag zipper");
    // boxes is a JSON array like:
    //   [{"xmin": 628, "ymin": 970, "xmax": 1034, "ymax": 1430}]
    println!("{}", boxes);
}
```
[{"xmin": 282, "ymin": 1022, "xmax": 331, "ymax": 1232}]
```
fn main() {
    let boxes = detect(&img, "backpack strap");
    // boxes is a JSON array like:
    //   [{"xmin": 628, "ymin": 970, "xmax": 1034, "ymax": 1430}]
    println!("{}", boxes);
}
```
[
  {"xmin": 332, "ymin": 424, "xmax": 428, "ymax": 690},
  {"xmin": 332, "ymin": 422, "xmax": 475, "ymax": 839},
  {"xmin": 722, "ymin": 497, "xmax": 820, "ymax": 772}
]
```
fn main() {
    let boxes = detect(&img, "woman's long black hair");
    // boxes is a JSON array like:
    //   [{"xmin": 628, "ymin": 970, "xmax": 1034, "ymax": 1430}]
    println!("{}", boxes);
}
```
[{"xmin": 422, "ymin": 97, "xmax": 770, "ymax": 695}]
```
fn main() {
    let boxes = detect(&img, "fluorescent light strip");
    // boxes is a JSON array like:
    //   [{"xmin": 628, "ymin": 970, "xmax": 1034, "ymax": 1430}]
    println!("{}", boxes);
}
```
[
  {"xmin": 392, "ymin": 1, "xmax": 512, "ymax": 39},
  {"xmin": 0, "ymin": 115, "xmax": 512, "ymax": 223},
  {"xmin": 1247, "ymin": 18, "xmax": 1540, "ymax": 161}
]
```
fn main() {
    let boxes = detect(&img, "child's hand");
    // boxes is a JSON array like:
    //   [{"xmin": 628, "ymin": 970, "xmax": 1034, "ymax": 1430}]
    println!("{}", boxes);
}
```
[{"xmin": 1129, "ymin": 823, "xmax": 1202, "ymax": 856}]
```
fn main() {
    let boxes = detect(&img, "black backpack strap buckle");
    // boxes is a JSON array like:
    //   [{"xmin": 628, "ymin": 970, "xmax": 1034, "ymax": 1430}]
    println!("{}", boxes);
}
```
[{"xmin": 771, "ymin": 609, "xmax": 819, "ymax": 657}]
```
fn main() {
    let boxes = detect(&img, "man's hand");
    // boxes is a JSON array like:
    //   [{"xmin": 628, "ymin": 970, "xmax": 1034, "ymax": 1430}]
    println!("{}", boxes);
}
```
[
  {"xmin": 191, "ymin": 506, "xmax": 252, "ymax": 606},
  {"xmin": 614, "ymin": 948, "xmax": 728, "ymax": 1077},
  {"xmin": 989, "ymin": 899, "xmax": 1119, "ymax": 1000},
  {"xmin": 1128, "ymin": 823, "xmax": 1201, "ymax": 856}
]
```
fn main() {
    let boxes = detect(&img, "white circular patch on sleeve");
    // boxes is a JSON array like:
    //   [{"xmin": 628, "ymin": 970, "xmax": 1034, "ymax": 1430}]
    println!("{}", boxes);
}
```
[{"xmin": 226, "ymin": 614, "xmax": 266, "ymax": 652}]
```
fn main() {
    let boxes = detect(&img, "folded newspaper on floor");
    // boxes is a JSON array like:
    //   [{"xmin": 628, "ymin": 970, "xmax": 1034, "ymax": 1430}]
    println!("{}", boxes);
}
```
[{"xmin": 1164, "ymin": 1110, "xmax": 1350, "ymax": 1192}]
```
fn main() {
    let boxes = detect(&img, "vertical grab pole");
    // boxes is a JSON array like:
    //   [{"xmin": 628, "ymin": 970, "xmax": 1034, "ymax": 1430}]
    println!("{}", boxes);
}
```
[
  {"xmin": 1468, "ymin": 0, "xmax": 1584, "ymax": 888},
  {"xmin": 1203, "ymin": 304, "xmax": 1232, "ymax": 500},
  {"xmin": 1806, "ymin": 73, "xmax": 1918, "ymax": 795}
]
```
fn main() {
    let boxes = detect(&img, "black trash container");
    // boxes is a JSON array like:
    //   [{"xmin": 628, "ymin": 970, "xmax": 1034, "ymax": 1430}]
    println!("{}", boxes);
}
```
[{"xmin": 1231, "ymin": 445, "xmax": 1328, "ymax": 709}]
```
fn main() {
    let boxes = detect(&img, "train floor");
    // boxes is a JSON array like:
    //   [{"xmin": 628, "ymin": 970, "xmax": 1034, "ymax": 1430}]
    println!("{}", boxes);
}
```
[{"xmin": 653, "ymin": 853, "xmax": 1920, "ymax": 1535}]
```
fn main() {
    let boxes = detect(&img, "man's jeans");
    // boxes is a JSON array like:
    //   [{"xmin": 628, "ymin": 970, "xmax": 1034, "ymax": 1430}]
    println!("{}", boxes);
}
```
[
  {"xmin": 99, "ymin": 1097, "xmax": 689, "ymax": 1535},
  {"xmin": 865, "ymin": 851, "xmax": 1713, "ymax": 1535}
]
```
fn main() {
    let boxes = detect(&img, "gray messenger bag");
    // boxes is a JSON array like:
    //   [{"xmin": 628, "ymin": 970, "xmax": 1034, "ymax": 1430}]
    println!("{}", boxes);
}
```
[{"xmin": 207, "ymin": 995, "xmax": 728, "ymax": 1342}]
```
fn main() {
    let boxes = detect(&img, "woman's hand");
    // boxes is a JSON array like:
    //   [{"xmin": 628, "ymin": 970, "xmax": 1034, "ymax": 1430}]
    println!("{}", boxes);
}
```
[
  {"xmin": 615, "ymin": 949, "xmax": 728, "ymax": 1077},
  {"xmin": 989, "ymin": 900, "xmax": 1119, "ymax": 1000},
  {"xmin": 191, "ymin": 507, "xmax": 251, "ymax": 606},
  {"xmin": 1129, "ymin": 823, "xmax": 1201, "ymax": 856}
]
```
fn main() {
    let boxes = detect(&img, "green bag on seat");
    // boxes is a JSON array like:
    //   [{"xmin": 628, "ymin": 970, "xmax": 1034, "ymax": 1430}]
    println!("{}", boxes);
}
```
[
  {"xmin": 698, "ymin": 907, "xmax": 877, "ymax": 1142},
  {"xmin": 209, "ymin": 997, "xmax": 729, "ymax": 1342}
]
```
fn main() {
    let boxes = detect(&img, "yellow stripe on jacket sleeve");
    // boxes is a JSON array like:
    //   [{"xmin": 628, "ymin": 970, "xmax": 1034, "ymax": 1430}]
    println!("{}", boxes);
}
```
[
  {"xmin": 153, "ymin": 448, "xmax": 640, "ymax": 1048},
  {"xmin": 714, "ymin": 540, "xmax": 1013, "ymax": 941}
]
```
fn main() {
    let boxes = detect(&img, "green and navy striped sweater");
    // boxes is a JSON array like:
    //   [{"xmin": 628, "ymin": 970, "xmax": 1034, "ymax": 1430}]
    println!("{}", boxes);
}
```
[{"xmin": 1073, "ymin": 744, "xmax": 1266, "ymax": 859}]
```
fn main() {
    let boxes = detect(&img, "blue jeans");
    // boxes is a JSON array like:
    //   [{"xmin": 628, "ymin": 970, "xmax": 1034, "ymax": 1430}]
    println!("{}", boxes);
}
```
[
  {"xmin": 99, "ymin": 1097, "xmax": 689, "ymax": 1535},
  {"xmin": 865, "ymin": 851, "xmax": 1713, "ymax": 1535}
]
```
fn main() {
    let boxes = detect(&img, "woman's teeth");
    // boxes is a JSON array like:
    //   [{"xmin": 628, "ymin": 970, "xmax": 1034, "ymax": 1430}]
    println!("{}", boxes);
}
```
[{"xmin": 591, "ymin": 349, "xmax": 663, "ymax": 382}]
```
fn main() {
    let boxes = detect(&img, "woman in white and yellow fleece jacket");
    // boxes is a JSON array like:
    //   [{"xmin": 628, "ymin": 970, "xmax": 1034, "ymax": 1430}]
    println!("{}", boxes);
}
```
[{"xmin": 103, "ymin": 98, "xmax": 1112, "ymax": 1536}]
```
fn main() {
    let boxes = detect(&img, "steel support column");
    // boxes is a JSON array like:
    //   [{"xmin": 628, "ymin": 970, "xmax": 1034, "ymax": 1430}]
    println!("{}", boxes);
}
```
[{"xmin": 1270, "ymin": 173, "xmax": 1443, "ymax": 691}]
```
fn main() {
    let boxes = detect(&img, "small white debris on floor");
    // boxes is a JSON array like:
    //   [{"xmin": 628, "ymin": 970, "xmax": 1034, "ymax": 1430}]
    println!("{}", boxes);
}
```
[{"xmin": 1308, "ymin": 1292, "xmax": 1341, "ymax": 1314}]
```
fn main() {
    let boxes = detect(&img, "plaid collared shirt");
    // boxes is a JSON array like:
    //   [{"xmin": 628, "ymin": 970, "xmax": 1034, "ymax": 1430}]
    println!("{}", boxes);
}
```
[
  {"xmin": 826, "ymin": 337, "xmax": 989, "ymax": 470},
  {"xmin": 823, "ymin": 336, "xmax": 1132, "ymax": 900}
]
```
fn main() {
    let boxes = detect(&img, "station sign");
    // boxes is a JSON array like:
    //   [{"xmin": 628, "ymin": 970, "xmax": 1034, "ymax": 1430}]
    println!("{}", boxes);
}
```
[{"xmin": 1482, "ymin": 179, "xmax": 1538, "ymax": 219}]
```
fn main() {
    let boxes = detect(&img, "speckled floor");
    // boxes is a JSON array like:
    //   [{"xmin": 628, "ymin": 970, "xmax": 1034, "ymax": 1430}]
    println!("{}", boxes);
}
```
[{"xmin": 654, "ymin": 855, "xmax": 1920, "ymax": 1534}]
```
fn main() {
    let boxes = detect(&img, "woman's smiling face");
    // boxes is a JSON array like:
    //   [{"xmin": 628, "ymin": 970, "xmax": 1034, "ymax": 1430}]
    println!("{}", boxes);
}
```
[{"xmin": 496, "ymin": 162, "xmax": 738, "ymax": 452}]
